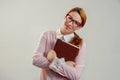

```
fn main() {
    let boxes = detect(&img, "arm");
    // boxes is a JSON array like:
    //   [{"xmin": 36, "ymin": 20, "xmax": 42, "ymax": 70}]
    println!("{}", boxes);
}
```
[
  {"xmin": 49, "ymin": 40, "xmax": 86, "ymax": 80},
  {"xmin": 47, "ymin": 50, "xmax": 76, "ymax": 67},
  {"xmin": 32, "ymin": 31, "xmax": 50, "ymax": 69}
]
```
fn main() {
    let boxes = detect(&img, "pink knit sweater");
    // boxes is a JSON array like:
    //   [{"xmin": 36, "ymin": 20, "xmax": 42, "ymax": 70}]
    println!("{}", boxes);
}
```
[{"xmin": 32, "ymin": 30, "xmax": 86, "ymax": 80}]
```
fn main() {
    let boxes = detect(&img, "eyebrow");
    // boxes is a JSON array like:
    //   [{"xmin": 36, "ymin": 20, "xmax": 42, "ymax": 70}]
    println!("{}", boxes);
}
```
[{"xmin": 68, "ymin": 14, "xmax": 81, "ymax": 23}]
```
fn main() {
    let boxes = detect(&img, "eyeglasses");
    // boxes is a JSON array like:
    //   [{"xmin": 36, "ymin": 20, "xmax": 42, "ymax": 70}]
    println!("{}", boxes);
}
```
[{"xmin": 66, "ymin": 14, "xmax": 82, "ymax": 27}]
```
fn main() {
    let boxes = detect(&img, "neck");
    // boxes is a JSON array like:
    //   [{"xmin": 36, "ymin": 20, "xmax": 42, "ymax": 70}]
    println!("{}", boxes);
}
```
[{"xmin": 60, "ymin": 27, "xmax": 66, "ymax": 35}]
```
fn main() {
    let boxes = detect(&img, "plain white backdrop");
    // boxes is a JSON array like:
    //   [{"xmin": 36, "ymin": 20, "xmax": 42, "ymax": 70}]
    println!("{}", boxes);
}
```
[{"xmin": 0, "ymin": 0, "xmax": 120, "ymax": 80}]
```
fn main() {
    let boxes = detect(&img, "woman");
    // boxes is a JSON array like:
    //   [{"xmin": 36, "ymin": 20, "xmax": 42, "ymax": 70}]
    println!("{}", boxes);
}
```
[{"xmin": 32, "ymin": 7, "xmax": 87, "ymax": 80}]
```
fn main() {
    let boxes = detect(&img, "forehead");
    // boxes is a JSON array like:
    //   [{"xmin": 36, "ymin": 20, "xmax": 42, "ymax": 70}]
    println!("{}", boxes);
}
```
[{"xmin": 69, "ymin": 12, "xmax": 82, "ymax": 22}]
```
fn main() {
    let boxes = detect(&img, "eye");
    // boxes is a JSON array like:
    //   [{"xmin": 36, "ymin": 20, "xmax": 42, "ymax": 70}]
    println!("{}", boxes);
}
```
[
  {"xmin": 74, "ymin": 21, "xmax": 79, "ymax": 25},
  {"xmin": 68, "ymin": 16, "xmax": 73, "ymax": 20}
]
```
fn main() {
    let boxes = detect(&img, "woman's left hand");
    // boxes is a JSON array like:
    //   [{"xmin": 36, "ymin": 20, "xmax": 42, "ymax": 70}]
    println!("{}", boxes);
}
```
[{"xmin": 66, "ymin": 61, "xmax": 76, "ymax": 67}]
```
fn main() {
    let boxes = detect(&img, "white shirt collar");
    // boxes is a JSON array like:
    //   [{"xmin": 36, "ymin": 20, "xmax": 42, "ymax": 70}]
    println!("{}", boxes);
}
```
[
  {"xmin": 56, "ymin": 29, "xmax": 64, "ymax": 39},
  {"xmin": 56, "ymin": 29, "xmax": 74, "ymax": 42}
]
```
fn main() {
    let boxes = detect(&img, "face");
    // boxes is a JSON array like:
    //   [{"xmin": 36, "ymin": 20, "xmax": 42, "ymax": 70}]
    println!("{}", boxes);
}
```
[{"xmin": 60, "ymin": 11, "xmax": 82, "ymax": 35}]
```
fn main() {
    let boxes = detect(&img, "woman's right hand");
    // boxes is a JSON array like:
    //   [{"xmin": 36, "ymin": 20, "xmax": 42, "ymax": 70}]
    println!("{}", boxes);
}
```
[
  {"xmin": 66, "ymin": 61, "xmax": 76, "ymax": 67},
  {"xmin": 47, "ymin": 50, "xmax": 57, "ymax": 62}
]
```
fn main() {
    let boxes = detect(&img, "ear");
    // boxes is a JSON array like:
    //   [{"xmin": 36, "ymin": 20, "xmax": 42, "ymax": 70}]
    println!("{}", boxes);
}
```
[{"xmin": 64, "ymin": 14, "xmax": 67, "ymax": 19}]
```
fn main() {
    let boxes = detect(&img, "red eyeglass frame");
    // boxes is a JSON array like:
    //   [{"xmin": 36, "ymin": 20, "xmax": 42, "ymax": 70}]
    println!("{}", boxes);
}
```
[{"xmin": 66, "ymin": 14, "xmax": 83, "ymax": 27}]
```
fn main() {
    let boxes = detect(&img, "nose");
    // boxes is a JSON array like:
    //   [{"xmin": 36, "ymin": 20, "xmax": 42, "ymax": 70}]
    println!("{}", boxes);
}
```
[{"xmin": 68, "ymin": 21, "xmax": 73, "ymax": 26}]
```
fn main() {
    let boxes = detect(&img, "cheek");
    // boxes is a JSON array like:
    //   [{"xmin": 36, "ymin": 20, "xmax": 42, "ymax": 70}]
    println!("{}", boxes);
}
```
[{"xmin": 64, "ymin": 19, "xmax": 67, "ymax": 24}]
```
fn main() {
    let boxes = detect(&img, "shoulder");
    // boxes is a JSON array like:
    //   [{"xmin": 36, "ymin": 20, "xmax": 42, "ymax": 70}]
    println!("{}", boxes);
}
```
[
  {"xmin": 40, "ymin": 30, "xmax": 56, "ymax": 39},
  {"xmin": 41, "ymin": 30, "xmax": 56, "ymax": 36},
  {"xmin": 81, "ymin": 39, "xmax": 86, "ymax": 49}
]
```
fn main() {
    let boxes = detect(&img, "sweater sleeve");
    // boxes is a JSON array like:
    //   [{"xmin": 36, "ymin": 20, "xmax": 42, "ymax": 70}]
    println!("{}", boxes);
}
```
[
  {"xmin": 49, "ymin": 40, "xmax": 86, "ymax": 80},
  {"xmin": 32, "ymin": 31, "xmax": 50, "ymax": 69}
]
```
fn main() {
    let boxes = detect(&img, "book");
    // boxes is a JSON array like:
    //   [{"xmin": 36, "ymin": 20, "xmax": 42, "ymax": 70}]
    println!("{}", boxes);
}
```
[{"xmin": 54, "ymin": 39, "xmax": 80, "ymax": 61}]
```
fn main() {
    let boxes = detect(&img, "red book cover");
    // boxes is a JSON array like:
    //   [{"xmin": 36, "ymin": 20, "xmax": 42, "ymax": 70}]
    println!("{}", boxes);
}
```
[{"xmin": 54, "ymin": 39, "xmax": 79, "ymax": 61}]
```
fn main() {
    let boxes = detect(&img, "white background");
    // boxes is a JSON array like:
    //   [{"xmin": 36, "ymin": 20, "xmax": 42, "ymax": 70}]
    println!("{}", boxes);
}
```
[{"xmin": 0, "ymin": 0, "xmax": 120, "ymax": 80}]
